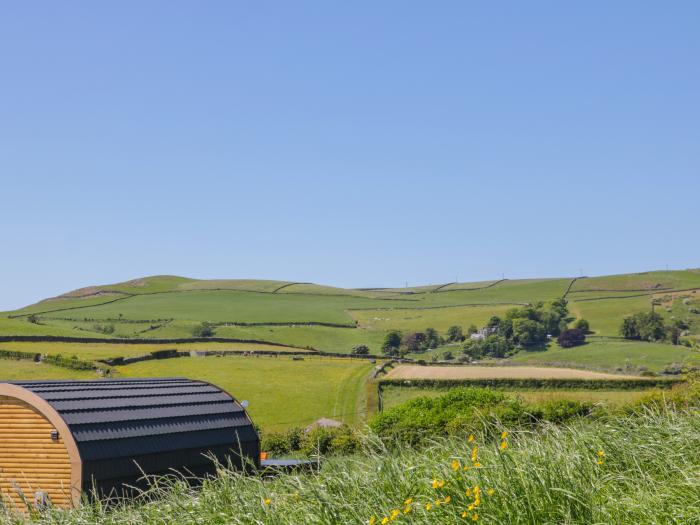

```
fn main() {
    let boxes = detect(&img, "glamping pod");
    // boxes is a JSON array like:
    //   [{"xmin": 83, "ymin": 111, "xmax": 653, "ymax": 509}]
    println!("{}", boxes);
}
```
[{"xmin": 0, "ymin": 378, "xmax": 259, "ymax": 509}]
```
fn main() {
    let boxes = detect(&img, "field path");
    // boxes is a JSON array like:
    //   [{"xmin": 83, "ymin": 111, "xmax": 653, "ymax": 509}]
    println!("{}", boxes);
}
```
[{"xmin": 386, "ymin": 365, "xmax": 644, "ymax": 380}]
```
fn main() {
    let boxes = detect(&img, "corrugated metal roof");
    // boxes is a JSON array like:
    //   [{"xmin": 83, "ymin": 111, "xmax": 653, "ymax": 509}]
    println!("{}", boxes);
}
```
[{"xmin": 8, "ymin": 378, "xmax": 257, "ymax": 461}]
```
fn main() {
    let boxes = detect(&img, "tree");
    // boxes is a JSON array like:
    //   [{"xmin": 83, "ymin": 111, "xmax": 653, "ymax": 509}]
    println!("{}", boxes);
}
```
[
  {"xmin": 381, "ymin": 330, "xmax": 402, "ymax": 356},
  {"xmin": 401, "ymin": 332, "xmax": 426, "ymax": 353},
  {"xmin": 446, "ymin": 325, "xmax": 464, "ymax": 342},
  {"xmin": 467, "ymin": 324, "xmax": 478, "ymax": 336},
  {"xmin": 573, "ymin": 318, "xmax": 590, "ymax": 333},
  {"xmin": 27, "ymin": 314, "xmax": 39, "ymax": 324},
  {"xmin": 424, "ymin": 327, "xmax": 440, "ymax": 349},
  {"xmin": 192, "ymin": 321, "xmax": 215, "ymax": 338},
  {"xmin": 463, "ymin": 335, "xmax": 512, "ymax": 359},
  {"xmin": 557, "ymin": 328, "xmax": 586, "ymax": 348},
  {"xmin": 619, "ymin": 312, "xmax": 665, "ymax": 342},
  {"xmin": 441, "ymin": 350, "xmax": 454, "ymax": 361},
  {"xmin": 512, "ymin": 318, "xmax": 546, "ymax": 346},
  {"xmin": 487, "ymin": 316, "xmax": 502, "ymax": 328},
  {"xmin": 351, "ymin": 344, "xmax": 370, "ymax": 355}
]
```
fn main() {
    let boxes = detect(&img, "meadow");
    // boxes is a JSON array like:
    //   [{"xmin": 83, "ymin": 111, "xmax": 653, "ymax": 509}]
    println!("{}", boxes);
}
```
[
  {"xmin": 509, "ymin": 337, "xmax": 699, "ymax": 373},
  {"xmin": 116, "ymin": 355, "xmax": 375, "ymax": 432},
  {"xmin": 3, "ymin": 271, "xmax": 699, "ymax": 364},
  {"xmin": 2, "ymin": 402, "xmax": 698, "ymax": 524}
]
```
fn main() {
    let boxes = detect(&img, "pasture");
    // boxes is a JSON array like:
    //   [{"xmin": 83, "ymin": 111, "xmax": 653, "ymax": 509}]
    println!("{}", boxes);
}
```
[
  {"xmin": 117, "ymin": 355, "xmax": 375, "ymax": 432},
  {"xmin": 510, "ymin": 337, "xmax": 699, "ymax": 373}
]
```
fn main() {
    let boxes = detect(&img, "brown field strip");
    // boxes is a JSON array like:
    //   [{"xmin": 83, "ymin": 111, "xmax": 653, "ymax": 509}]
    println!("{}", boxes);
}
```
[{"xmin": 385, "ymin": 365, "xmax": 645, "ymax": 380}]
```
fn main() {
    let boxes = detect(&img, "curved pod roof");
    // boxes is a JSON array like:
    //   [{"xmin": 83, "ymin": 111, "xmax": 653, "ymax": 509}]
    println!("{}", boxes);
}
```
[{"xmin": 0, "ymin": 378, "xmax": 259, "ymax": 508}]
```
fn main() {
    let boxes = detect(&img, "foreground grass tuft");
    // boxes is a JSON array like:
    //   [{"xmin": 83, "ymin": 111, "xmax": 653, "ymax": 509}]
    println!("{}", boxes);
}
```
[{"xmin": 2, "ymin": 408, "xmax": 699, "ymax": 524}]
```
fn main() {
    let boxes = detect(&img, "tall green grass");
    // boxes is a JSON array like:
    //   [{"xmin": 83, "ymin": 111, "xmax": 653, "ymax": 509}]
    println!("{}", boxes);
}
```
[{"xmin": 3, "ymin": 407, "xmax": 699, "ymax": 524}]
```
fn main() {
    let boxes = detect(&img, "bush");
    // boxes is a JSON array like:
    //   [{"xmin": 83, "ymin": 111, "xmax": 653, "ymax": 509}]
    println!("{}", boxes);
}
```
[
  {"xmin": 620, "ymin": 312, "xmax": 665, "ymax": 341},
  {"xmin": 261, "ymin": 426, "xmax": 360, "ymax": 457},
  {"xmin": 446, "ymin": 325, "xmax": 464, "ymax": 342},
  {"xmin": 381, "ymin": 330, "xmax": 402, "ymax": 356},
  {"xmin": 557, "ymin": 328, "xmax": 586, "ymax": 348},
  {"xmin": 538, "ymin": 399, "xmax": 593, "ymax": 423},
  {"xmin": 401, "ymin": 332, "xmax": 426, "ymax": 353},
  {"xmin": 370, "ymin": 388, "xmax": 528, "ymax": 445},
  {"xmin": 192, "ymin": 321, "xmax": 216, "ymax": 338},
  {"xmin": 573, "ymin": 318, "xmax": 590, "ymax": 333},
  {"xmin": 351, "ymin": 344, "xmax": 370, "ymax": 355}
]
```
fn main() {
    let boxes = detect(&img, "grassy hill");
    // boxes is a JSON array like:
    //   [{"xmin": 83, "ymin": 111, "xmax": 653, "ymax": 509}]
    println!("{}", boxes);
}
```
[
  {"xmin": 3, "ymin": 270, "xmax": 700, "ymax": 358},
  {"xmin": 1, "ymin": 269, "xmax": 699, "ymax": 434}
]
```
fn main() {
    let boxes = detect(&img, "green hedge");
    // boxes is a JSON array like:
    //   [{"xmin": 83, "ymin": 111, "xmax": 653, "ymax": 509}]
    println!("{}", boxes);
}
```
[
  {"xmin": 0, "ymin": 348, "xmax": 95, "ymax": 371},
  {"xmin": 378, "ymin": 377, "xmax": 681, "ymax": 391}
]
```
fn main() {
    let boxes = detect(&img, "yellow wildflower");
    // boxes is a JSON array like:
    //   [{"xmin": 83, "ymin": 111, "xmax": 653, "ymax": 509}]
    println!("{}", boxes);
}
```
[
  {"xmin": 472, "ymin": 512, "xmax": 479, "ymax": 521},
  {"xmin": 465, "ymin": 488, "xmax": 472, "ymax": 497},
  {"xmin": 462, "ymin": 511, "xmax": 468, "ymax": 518},
  {"xmin": 444, "ymin": 495, "xmax": 452, "ymax": 504},
  {"xmin": 368, "ymin": 518, "xmax": 376, "ymax": 525},
  {"xmin": 473, "ymin": 462, "xmax": 482, "ymax": 468},
  {"xmin": 487, "ymin": 488, "xmax": 495, "ymax": 497},
  {"xmin": 263, "ymin": 498, "xmax": 271, "ymax": 505},
  {"xmin": 425, "ymin": 503, "xmax": 433, "ymax": 511},
  {"xmin": 390, "ymin": 509, "xmax": 400, "ymax": 519},
  {"xmin": 501, "ymin": 431, "xmax": 508, "ymax": 439},
  {"xmin": 381, "ymin": 518, "xmax": 389, "ymax": 525},
  {"xmin": 500, "ymin": 440, "xmax": 508, "ymax": 451},
  {"xmin": 403, "ymin": 506, "xmax": 411, "ymax": 514},
  {"xmin": 404, "ymin": 497, "xmax": 413, "ymax": 505},
  {"xmin": 463, "ymin": 465, "xmax": 470, "ymax": 471},
  {"xmin": 468, "ymin": 434, "xmax": 475, "ymax": 443},
  {"xmin": 597, "ymin": 450, "xmax": 605, "ymax": 457},
  {"xmin": 471, "ymin": 446, "xmax": 478, "ymax": 462},
  {"xmin": 452, "ymin": 459, "xmax": 460, "ymax": 471}
]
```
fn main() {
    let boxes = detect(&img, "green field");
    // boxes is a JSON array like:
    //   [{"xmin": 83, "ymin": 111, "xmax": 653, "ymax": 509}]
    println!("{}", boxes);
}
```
[
  {"xmin": 509, "ymin": 337, "xmax": 699, "ymax": 373},
  {"xmin": 117, "ymin": 355, "xmax": 375, "ymax": 431},
  {"xmin": 2, "ymin": 270, "xmax": 699, "ymax": 377},
  {"xmin": 0, "ymin": 359, "xmax": 95, "ymax": 380}
]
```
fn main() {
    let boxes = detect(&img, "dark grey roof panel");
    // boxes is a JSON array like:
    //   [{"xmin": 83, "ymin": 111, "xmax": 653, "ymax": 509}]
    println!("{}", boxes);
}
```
[
  {"xmin": 78, "ymin": 427, "xmax": 259, "ymax": 461},
  {"xmin": 61, "ymin": 401, "xmax": 242, "ymax": 425},
  {"xmin": 33, "ymin": 385, "xmax": 220, "ymax": 401},
  {"xmin": 71, "ymin": 413, "xmax": 251, "ymax": 442},
  {"xmin": 50, "ymin": 392, "xmax": 233, "ymax": 412}
]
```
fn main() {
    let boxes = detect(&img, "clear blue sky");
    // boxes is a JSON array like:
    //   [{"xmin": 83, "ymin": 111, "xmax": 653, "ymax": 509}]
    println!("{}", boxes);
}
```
[{"xmin": 1, "ymin": 1, "xmax": 699, "ymax": 310}]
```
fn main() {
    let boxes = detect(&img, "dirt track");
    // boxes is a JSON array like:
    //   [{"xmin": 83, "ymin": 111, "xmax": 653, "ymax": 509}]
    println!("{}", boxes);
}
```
[{"xmin": 385, "ymin": 365, "xmax": 642, "ymax": 380}]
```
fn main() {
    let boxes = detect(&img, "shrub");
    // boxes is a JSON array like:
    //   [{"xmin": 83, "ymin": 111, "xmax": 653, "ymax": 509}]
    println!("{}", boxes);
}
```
[
  {"xmin": 538, "ymin": 399, "xmax": 593, "ymax": 423},
  {"xmin": 620, "ymin": 312, "xmax": 665, "ymax": 341},
  {"xmin": 401, "ymin": 332, "xmax": 426, "ymax": 353},
  {"xmin": 351, "ymin": 344, "xmax": 370, "ymax": 355},
  {"xmin": 192, "ymin": 321, "xmax": 216, "ymax": 338},
  {"xmin": 573, "ymin": 318, "xmax": 590, "ymax": 333},
  {"xmin": 557, "ymin": 328, "xmax": 586, "ymax": 348},
  {"xmin": 381, "ymin": 330, "xmax": 402, "ymax": 356},
  {"xmin": 446, "ymin": 325, "xmax": 464, "ymax": 342},
  {"xmin": 370, "ymin": 388, "xmax": 526, "ymax": 445}
]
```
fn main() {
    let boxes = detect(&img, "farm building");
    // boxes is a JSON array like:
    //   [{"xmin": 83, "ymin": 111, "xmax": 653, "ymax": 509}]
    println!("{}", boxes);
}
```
[{"xmin": 0, "ymin": 378, "xmax": 259, "ymax": 509}]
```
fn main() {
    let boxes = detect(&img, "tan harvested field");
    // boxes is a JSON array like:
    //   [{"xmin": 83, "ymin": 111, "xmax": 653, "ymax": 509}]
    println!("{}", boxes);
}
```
[{"xmin": 386, "ymin": 365, "xmax": 644, "ymax": 380}]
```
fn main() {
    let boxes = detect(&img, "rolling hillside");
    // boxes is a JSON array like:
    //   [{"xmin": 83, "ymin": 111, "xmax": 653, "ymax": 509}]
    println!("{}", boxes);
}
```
[{"xmin": 1, "ymin": 269, "xmax": 699, "ymax": 371}]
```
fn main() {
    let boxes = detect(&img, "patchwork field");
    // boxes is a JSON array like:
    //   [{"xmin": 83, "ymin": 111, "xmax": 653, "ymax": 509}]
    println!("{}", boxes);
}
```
[
  {"xmin": 385, "ymin": 364, "xmax": 644, "ymax": 380},
  {"xmin": 1, "ymin": 269, "xmax": 698, "ymax": 436},
  {"xmin": 3, "ymin": 271, "xmax": 699, "ymax": 360}
]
